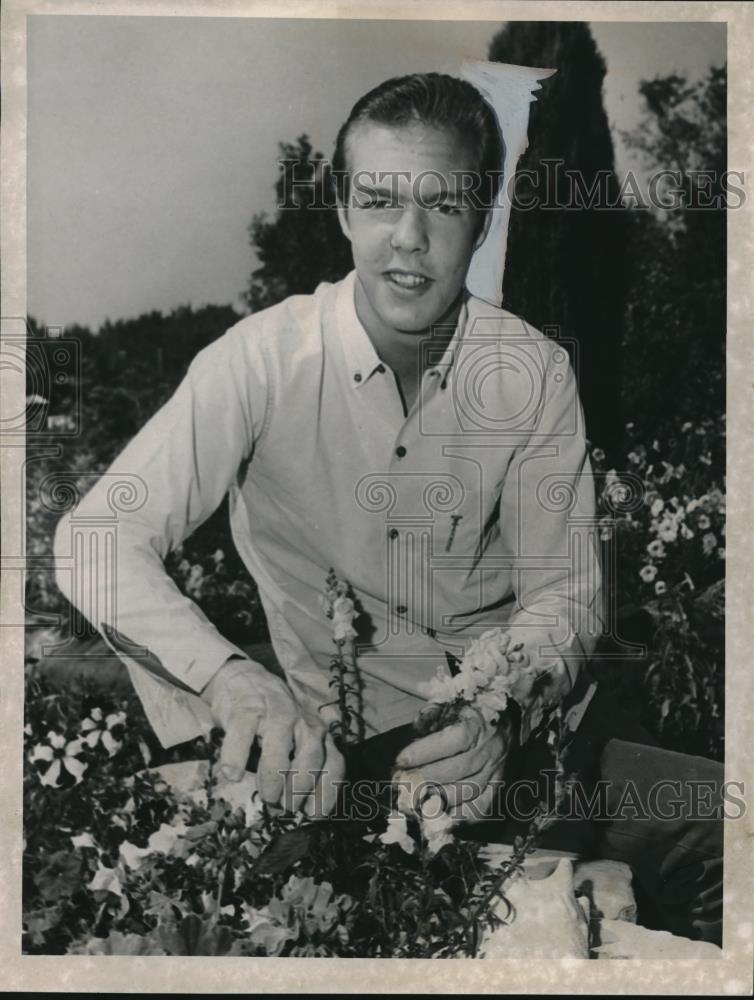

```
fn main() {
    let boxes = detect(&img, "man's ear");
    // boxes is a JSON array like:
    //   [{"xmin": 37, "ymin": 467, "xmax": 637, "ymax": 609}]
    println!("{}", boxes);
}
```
[
  {"xmin": 473, "ymin": 209, "xmax": 494, "ymax": 250},
  {"xmin": 336, "ymin": 198, "xmax": 353, "ymax": 243}
]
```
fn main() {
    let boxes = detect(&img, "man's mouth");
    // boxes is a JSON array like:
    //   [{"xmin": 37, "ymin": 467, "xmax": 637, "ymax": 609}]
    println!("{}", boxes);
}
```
[{"xmin": 384, "ymin": 270, "xmax": 432, "ymax": 289}]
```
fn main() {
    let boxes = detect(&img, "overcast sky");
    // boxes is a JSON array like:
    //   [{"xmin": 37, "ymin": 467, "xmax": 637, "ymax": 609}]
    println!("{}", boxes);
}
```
[{"xmin": 27, "ymin": 16, "xmax": 725, "ymax": 331}]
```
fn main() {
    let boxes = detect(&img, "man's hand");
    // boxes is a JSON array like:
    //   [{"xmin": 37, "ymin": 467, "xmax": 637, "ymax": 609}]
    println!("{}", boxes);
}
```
[
  {"xmin": 392, "ymin": 705, "xmax": 513, "ymax": 823},
  {"xmin": 201, "ymin": 657, "xmax": 345, "ymax": 817}
]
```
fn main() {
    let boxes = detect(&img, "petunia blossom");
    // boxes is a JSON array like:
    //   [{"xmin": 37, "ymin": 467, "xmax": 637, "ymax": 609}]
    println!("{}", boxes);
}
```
[
  {"xmin": 702, "ymin": 532, "xmax": 718, "ymax": 555},
  {"xmin": 646, "ymin": 539, "xmax": 666, "ymax": 559},
  {"xmin": 639, "ymin": 564, "xmax": 658, "ymax": 583},
  {"xmin": 29, "ymin": 731, "xmax": 87, "ymax": 787},
  {"xmin": 80, "ymin": 707, "xmax": 127, "ymax": 757}
]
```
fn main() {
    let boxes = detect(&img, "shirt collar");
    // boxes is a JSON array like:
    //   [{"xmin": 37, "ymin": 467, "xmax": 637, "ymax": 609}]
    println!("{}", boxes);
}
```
[
  {"xmin": 334, "ymin": 271, "xmax": 386, "ymax": 389},
  {"xmin": 334, "ymin": 269, "xmax": 469, "ymax": 390}
]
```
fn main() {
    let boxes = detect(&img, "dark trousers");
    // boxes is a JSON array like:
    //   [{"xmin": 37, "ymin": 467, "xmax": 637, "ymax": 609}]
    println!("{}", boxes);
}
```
[{"xmin": 345, "ymin": 683, "xmax": 724, "ymax": 946}]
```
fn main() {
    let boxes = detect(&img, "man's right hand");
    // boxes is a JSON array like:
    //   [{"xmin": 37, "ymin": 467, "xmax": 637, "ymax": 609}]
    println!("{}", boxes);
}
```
[{"xmin": 201, "ymin": 657, "xmax": 345, "ymax": 817}]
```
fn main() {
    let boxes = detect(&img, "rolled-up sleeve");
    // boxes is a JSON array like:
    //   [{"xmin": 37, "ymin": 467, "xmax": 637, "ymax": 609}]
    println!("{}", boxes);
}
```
[
  {"xmin": 498, "ymin": 344, "xmax": 603, "ymax": 740},
  {"xmin": 53, "ymin": 323, "xmax": 266, "ymax": 746}
]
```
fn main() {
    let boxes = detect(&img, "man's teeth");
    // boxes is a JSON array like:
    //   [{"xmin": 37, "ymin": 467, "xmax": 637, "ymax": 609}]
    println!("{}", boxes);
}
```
[{"xmin": 388, "ymin": 272, "xmax": 428, "ymax": 288}]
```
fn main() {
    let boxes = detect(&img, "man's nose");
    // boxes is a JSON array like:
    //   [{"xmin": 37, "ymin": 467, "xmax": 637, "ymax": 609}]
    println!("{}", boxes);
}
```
[{"xmin": 390, "ymin": 205, "xmax": 429, "ymax": 253}]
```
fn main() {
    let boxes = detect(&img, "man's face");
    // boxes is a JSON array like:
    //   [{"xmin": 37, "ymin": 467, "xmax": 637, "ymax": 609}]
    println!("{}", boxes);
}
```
[{"xmin": 337, "ymin": 121, "xmax": 490, "ymax": 338}]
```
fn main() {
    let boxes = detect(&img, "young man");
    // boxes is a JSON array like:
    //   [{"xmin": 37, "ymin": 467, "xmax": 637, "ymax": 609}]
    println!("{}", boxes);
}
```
[
  {"xmin": 55, "ymin": 71, "xmax": 597, "ymax": 810},
  {"xmin": 54, "ymin": 74, "xmax": 721, "ymax": 943}
]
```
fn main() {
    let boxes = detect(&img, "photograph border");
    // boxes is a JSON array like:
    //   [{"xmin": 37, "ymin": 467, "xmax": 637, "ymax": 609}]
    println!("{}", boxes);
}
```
[{"xmin": 2, "ymin": 0, "xmax": 752, "ymax": 993}]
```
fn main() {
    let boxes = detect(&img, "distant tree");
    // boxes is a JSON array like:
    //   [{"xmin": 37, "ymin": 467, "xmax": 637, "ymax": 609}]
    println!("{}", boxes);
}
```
[
  {"xmin": 489, "ymin": 21, "xmax": 628, "ymax": 457},
  {"xmin": 619, "ymin": 67, "xmax": 726, "ymax": 437},
  {"xmin": 25, "ymin": 304, "xmax": 269, "ymax": 646},
  {"xmin": 245, "ymin": 135, "xmax": 351, "ymax": 312}
]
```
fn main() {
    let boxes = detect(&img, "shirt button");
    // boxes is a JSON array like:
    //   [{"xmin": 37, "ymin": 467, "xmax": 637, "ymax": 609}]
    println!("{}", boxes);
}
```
[
  {"xmin": 353, "ymin": 372, "xmax": 362, "ymax": 383},
  {"xmin": 396, "ymin": 604, "xmax": 408, "ymax": 615},
  {"xmin": 395, "ymin": 445, "xmax": 407, "ymax": 458},
  {"xmin": 389, "ymin": 528, "xmax": 399, "ymax": 540},
  {"xmin": 376, "ymin": 364, "xmax": 386, "ymax": 374}
]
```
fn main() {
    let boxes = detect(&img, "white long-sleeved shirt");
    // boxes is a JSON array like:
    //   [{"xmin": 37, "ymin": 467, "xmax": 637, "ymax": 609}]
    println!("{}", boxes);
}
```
[{"xmin": 54, "ymin": 270, "xmax": 602, "ymax": 747}]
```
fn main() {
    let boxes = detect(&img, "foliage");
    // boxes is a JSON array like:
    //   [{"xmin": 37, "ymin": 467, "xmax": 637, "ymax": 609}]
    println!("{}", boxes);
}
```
[
  {"xmin": 245, "ymin": 135, "xmax": 352, "ymax": 312},
  {"xmin": 23, "ymin": 668, "xmax": 569, "ymax": 957},
  {"xmin": 25, "ymin": 306, "xmax": 269, "ymax": 647},
  {"xmin": 489, "ymin": 21, "xmax": 628, "ymax": 458},
  {"xmin": 619, "ymin": 66, "xmax": 726, "ymax": 439},
  {"xmin": 591, "ymin": 414, "xmax": 725, "ymax": 759}
]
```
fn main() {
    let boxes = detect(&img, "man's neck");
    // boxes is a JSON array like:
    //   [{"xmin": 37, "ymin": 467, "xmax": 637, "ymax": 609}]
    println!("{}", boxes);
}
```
[{"xmin": 353, "ymin": 278, "xmax": 463, "ymax": 382}]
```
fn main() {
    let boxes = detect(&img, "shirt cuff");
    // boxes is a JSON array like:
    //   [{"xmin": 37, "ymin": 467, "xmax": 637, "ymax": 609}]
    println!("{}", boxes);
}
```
[{"xmin": 124, "ymin": 659, "xmax": 216, "ymax": 749}]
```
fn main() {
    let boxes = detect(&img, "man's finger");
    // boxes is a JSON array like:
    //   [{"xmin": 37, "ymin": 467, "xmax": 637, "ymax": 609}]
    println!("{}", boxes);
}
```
[
  {"xmin": 448, "ymin": 779, "xmax": 497, "ymax": 824},
  {"xmin": 414, "ymin": 734, "xmax": 503, "ymax": 786},
  {"xmin": 257, "ymin": 711, "xmax": 297, "ymax": 804},
  {"xmin": 284, "ymin": 718, "xmax": 326, "ymax": 812},
  {"xmin": 395, "ymin": 714, "xmax": 481, "ymax": 769},
  {"xmin": 219, "ymin": 706, "xmax": 262, "ymax": 781},
  {"xmin": 439, "ymin": 753, "xmax": 504, "ymax": 811}
]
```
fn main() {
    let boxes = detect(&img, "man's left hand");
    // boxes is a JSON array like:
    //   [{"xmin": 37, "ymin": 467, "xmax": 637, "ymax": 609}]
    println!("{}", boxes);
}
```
[{"xmin": 392, "ymin": 705, "xmax": 513, "ymax": 823}]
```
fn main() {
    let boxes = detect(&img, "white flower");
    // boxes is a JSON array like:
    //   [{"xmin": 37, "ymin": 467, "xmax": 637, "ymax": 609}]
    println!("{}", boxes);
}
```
[
  {"xmin": 119, "ymin": 841, "xmax": 152, "ymax": 871},
  {"xmin": 682, "ymin": 421, "xmax": 693, "ymax": 432},
  {"xmin": 420, "ymin": 666, "xmax": 461, "ymax": 704},
  {"xmin": 650, "ymin": 498, "xmax": 664, "ymax": 517},
  {"xmin": 702, "ymin": 532, "xmax": 718, "ymax": 556},
  {"xmin": 29, "ymin": 731, "xmax": 87, "ymax": 787},
  {"xmin": 332, "ymin": 619, "xmax": 357, "ymax": 642},
  {"xmin": 475, "ymin": 673, "xmax": 512, "ymax": 724},
  {"xmin": 379, "ymin": 812, "xmax": 416, "ymax": 854},
  {"xmin": 657, "ymin": 518, "xmax": 678, "ymax": 543},
  {"xmin": 680, "ymin": 523, "xmax": 694, "ymax": 540},
  {"xmin": 591, "ymin": 447, "xmax": 605, "ymax": 463},
  {"xmin": 333, "ymin": 596, "xmax": 354, "ymax": 617},
  {"xmin": 80, "ymin": 707, "xmax": 126, "ymax": 757},
  {"xmin": 88, "ymin": 862, "xmax": 123, "ymax": 897},
  {"xmin": 627, "ymin": 451, "xmax": 640, "ymax": 464},
  {"xmin": 148, "ymin": 820, "xmax": 189, "ymax": 855},
  {"xmin": 323, "ymin": 575, "xmax": 359, "ymax": 643},
  {"xmin": 420, "ymin": 795, "xmax": 455, "ymax": 856},
  {"xmin": 686, "ymin": 498, "xmax": 701, "ymax": 513},
  {"xmin": 655, "ymin": 581, "xmax": 668, "ymax": 596},
  {"xmin": 697, "ymin": 514, "xmax": 711, "ymax": 530},
  {"xmin": 71, "ymin": 831, "xmax": 98, "ymax": 850},
  {"xmin": 718, "ymin": 547, "xmax": 726, "ymax": 560},
  {"xmin": 646, "ymin": 539, "xmax": 666, "ymax": 559},
  {"xmin": 212, "ymin": 548, "xmax": 225, "ymax": 564},
  {"xmin": 640, "ymin": 564, "xmax": 658, "ymax": 583}
]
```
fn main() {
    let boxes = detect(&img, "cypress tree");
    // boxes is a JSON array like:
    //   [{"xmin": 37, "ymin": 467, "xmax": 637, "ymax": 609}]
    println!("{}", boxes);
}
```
[{"xmin": 489, "ymin": 21, "xmax": 628, "ymax": 456}]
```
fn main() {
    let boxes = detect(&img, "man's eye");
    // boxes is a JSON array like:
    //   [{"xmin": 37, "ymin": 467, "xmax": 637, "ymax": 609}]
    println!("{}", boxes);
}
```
[
  {"xmin": 427, "ymin": 201, "xmax": 464, "ymax": 215},
  {"xmin": 359, "ymin": 196, "xmax": 396, "ymax": 210}
]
